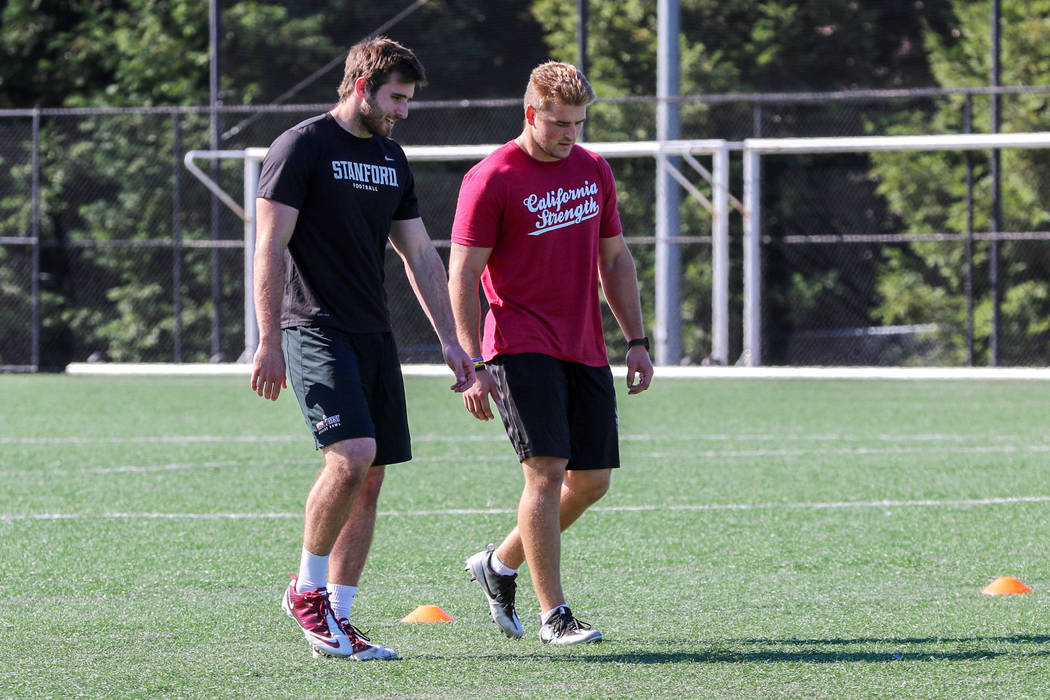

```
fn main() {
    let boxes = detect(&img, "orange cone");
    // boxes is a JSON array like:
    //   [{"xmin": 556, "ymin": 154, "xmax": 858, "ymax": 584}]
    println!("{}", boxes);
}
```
[
  {"xmin": 981, "ymin": 576, "xmax": 1032, "ymax": 595},
  {"xmin": 400, "ymin": 604, "xmax": 454, "ymax": 623}
]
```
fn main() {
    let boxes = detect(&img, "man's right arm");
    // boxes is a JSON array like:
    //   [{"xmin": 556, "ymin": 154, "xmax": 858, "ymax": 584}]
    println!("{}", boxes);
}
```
[
  {"xmin": 448, "ymin": 242, "xmax": 501, "ymax": 420},
  {"xmin": 250, "ymin": 197, "xmax": 299, "ymax": 401}
]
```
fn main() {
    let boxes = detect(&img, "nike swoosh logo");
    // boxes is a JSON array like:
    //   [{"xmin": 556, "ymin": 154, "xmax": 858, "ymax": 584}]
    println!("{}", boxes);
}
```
[
  {"xmin": 304, "ymin": 629, "xmax": 342, "ymax": 648},
  {"xmin": 384, "ymin": 156, "xmax": 395, "ymax": 161}
]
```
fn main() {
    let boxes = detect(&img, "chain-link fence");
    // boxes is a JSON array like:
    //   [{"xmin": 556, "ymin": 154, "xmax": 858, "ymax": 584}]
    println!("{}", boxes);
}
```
[
  {"xmin": 755, "ymin": 140, "xmax": 1050, "ymax": 367},
  {"xmin": 3, "ymin": 86, "xmax": 1049, "ymax": 370}
]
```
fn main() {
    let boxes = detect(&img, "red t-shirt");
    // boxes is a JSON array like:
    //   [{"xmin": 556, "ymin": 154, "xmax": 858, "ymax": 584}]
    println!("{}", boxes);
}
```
[{"xmin": 451, "ymin": 141, "xmax": 623, "ymax": 366}]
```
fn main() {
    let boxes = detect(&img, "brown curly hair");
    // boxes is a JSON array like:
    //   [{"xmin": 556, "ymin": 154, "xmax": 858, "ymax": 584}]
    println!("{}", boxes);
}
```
[{"xmin": 337, "ymin": 36, "xmax": 426, "ymax": 101}]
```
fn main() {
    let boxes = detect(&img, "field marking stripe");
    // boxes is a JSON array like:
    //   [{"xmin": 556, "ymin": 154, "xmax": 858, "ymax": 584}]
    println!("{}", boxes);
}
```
[
  {"xmin": 0, "ymin": 434, "xmax": 507, "ymax": 445},
  {"xmin": 4, "ymin": 495, "xmax": 1050, "ymax": 522},
  {"xmin": 4, "ymin": 433, "xmax": 1049, "ymax": 447},
  {"xmin": 4, "ymin": 443, "xmax": 1048, "ymax": 478},
  {"xmin": 645, "ymin": 444, "xmax": 1050, "ymax": 458}
]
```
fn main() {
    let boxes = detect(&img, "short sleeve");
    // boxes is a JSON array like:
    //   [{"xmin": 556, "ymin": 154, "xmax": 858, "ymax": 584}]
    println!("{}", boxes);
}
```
[
  {"xmin": 451, "ymin": 166, "xmax": 505, "ymax": 248},
  {"xmin": 256, "ymin": 129, "xmax": 317, "ymax": 209},
  {"xmin": 598, "ymin": 156, "xmax": 623, "ymax": 238},
  {"xmin": 390, "ymin": 143, "xmax": 420, "ymax": 221}
]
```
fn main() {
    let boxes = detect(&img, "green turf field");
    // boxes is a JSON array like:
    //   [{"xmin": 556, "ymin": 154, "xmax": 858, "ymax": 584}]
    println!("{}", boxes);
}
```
[{"xmin": 3, "ymin": 373, "xmax": 1050, "ymax": 697}]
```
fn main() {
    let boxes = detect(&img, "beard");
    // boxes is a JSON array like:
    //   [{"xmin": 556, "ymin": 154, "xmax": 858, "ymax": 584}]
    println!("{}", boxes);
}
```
[
  {"xmin": 534, "ymin": 135, "xmax": 573, "ymax": 161},
  {"xmin": 359, "ymin": 97, "xmax": 394, "ymax": 138}
]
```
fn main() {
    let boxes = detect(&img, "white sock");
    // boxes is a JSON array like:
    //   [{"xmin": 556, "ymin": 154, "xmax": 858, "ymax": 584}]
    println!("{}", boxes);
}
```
[
  {"xmin": 296, "ymin": 548, "xmax": 328, "ymax": 593},
  {"xmin": 328, "ymin": 584, "xmax": 358, "ymax": 621},
  {"xmin": 541, "ymin": 604, "xmax": 569, "ymax": 625},
  {"xmin": 490, "ymin": 551, "xmax": 517, "ymax": 577}
]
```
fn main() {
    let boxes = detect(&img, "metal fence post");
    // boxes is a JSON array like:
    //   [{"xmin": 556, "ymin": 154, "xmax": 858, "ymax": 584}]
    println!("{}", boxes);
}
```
[
  {"xmin": 711, "ymin": 143, "xmax": 729, "ymax": 365},
  {"xmin": 31, "ymin": 108, "xmax": 40, "ymax": 371},
  {"xmin": 964, "ymin": 94, "xmax": 974, "ymax": 367},
  {"xmin": 242, "ymin": 154, "xmax": 260, "ymax": 363},
  {"xmin": 172, "ymin": 113, "xmax": 183, "ymax": 363},
  {"xmin": 742, "ymin": 144, "xmax": 761, "ymax": 367},
  {"xmin": 655, "ymin": 0, "xmax": 682, "ymax": 366}
]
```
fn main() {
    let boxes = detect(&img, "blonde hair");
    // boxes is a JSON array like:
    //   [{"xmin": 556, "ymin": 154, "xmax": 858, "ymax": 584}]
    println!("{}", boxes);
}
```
[
  {"xmin": 337, "ymin": 36, "xmax": 425, "ymax": 101},
  {"xmin": 523, "ymin": 61, "xmax": 595, "ymax": 113}
]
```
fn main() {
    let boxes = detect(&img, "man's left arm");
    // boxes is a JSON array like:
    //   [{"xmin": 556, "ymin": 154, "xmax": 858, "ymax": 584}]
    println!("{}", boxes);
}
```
[
  {"xmin": 598, "ymin": 234, "xmax": 654, "ymax": 394},
  {"xmin": 389, "ymin": 217, "xmax": 475, "ymax": 392}
]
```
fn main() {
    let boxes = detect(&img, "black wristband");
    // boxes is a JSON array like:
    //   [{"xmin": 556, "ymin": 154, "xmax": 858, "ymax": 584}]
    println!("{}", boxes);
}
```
[{"xmin": 627, "ymin": 337, "xmax": 650, "ymax": 351}]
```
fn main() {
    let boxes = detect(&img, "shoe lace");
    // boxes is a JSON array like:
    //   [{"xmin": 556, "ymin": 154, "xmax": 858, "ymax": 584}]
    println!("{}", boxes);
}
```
[
  {"xmin": 548, "ymin": 609, "xmax": 591, "ymax": 635},
  {"xmin": 337, "ymin": 618, "xmax": 374, "ymax": 650},
  {"xmin": 299, "ymin": 588, "xmax": 335, "ymax": 629}
]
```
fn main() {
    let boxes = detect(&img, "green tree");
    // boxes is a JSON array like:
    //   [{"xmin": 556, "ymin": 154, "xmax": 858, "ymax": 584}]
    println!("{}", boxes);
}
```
[
  {"xmin": 0, "ymin": 1, "xmax": 548, "ymax": 365},
  {"xmin": 529, "ymin": 0, "xmax": 956, "ymax": 363},
  {"xmin": 868, "ymin": 0, "xmax": 1050, "ymax": 365}
]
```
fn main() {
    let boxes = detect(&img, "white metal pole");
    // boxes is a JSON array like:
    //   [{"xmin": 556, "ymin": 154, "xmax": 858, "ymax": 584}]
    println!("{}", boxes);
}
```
[
  {"xmin": 742, "ymin": 146, "xmax": 761, "ymax": 367},
  {"xmin": 242, "ymin": 155, "xmax": 260, "ymax": 363},
  {"xmin": 711, "ymin": 143, "xmax": 729, "ymax": 365},
  {"xmin": 655, "ymin": 0, "xmax": 681, "ymax": 365}
]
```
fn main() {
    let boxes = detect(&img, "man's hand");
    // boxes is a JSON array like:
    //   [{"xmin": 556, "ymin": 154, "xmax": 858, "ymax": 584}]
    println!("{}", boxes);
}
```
[
  {"xmin": 444, "ymin": 343, "xmax": 477, "ymax": 393},
  {"xmin": 625, "ymin": 345, "xmax": 654, "ymax": 395},
  {"xmin": 462, "ymin": 369, "xmax": 502, "ymax": 420},
  {"xmin": 251, "ymin": 341, "xmax": 287, "ymax": 401}
]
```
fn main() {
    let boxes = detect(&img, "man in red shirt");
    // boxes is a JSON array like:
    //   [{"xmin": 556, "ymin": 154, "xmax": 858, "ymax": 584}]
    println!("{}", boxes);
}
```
[{"xmin": 449, "ymin": 61, "xmax": 654, "ymax": 645}]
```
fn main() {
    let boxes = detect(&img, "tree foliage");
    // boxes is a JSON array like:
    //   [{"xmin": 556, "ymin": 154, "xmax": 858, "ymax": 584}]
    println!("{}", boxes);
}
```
[
  {"xmin": 5, "ymin": 0, "xmax": 1046, "ymax": 366},
  {"xmin": 869, "ymin": 0, "xmax": 1050, "ymax": 365},
  {"xmin": 529, "ymin": 0, "xmax": 958, "ymax": 363},
  {"xmin": 0, "ymin": 1, "xmax": 546, "ymax": 365}
]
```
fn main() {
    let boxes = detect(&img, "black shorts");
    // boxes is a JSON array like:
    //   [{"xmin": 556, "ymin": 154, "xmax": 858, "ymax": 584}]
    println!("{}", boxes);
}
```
[
  {"xmin": 282, "ymin": 326, "xmax": 412, "ymax": 464},
  {"xmin": 488, "ymin": 353, "xmax": 619, "ymax": 470}
]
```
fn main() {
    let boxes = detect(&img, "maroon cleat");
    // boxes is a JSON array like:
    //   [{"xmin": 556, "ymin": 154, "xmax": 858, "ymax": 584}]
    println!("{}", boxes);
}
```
[{"xmin": 280, "ymin": 574, "xmax": 353, "ymax": 657}]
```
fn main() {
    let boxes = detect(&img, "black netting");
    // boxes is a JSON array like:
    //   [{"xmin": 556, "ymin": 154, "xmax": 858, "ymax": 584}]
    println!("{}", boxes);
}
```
[
  {"xmin": 3, "ymin": 90, "xmax": 1050, "ymax": 368},
  {"xmin": 757, "ymin": 146, "xmax": 1050, "ymax": 367}
]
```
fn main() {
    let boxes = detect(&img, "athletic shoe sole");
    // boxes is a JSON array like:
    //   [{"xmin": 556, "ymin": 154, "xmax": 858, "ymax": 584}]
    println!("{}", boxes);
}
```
[
  {"xmin": 540, "ymin": 628, "xmax": 603, "ymax": 645},
  {"xmin": 311, "ymin": 644, "xmax": 398, "ymax": 660}
]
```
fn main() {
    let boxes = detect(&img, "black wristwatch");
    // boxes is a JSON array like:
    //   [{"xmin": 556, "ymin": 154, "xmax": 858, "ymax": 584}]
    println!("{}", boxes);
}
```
[{"xmin": 627, "ymin": 337, "xmax": 650, "ymax": 352}]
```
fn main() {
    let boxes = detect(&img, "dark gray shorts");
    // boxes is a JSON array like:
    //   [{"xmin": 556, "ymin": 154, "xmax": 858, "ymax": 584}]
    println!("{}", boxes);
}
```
[
  {"xmin": 488, "ymin": 353, "xmax": 619, "ymax": 470},
  {"xmin": 282, "ymin": 326, "xmax": 412, "ymax": 465}
]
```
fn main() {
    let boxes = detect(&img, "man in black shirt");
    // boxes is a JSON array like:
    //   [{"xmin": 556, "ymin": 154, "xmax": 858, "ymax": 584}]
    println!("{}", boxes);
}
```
[{"xmin": 250, "ymin": 37, "xmax": 474, "ymax": 660}]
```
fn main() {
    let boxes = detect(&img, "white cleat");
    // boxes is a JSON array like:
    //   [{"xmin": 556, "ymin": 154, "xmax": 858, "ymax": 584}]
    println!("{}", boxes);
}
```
[
  {"xmin": 538, "ymin": 607, "xmax": 602, "ymax": 646},
  {"xmin": 465, "ymin": 548, "xmax": 524, "ymax": 639}
]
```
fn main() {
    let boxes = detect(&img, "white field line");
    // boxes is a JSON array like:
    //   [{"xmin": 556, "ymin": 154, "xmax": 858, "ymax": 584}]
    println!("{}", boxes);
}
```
[
  {"xmin": 0, "ymin": 460, "xmax": 237, "ymax": 479},
  {"xmin": 1, "ymin": 432, "xmax": 1044, "ymax": 445},
  {"xmin": 4, "ymin": 440, "xmax": 1049, "ymax": 478},
  {"xmin": 4, "ymin": 495, "xmax": 1050, "ymax": 523},
  {"xmin": 0, "ymin": 433, "xmax": 508, "ymax": 445},
  {"xmin": 84, "ymin": 460, "xmax": 238, "ymax": 474},
  {"xmin": 642, "ymin": 444, "xmax": 1050, "ymax": 459}
]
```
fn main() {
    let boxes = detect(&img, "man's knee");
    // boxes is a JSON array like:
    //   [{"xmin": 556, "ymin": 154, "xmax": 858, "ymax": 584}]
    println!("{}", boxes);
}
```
[
  {"xmin": 322, "ymin": 438, "xmax": 377, "ymax": 485},
  {"xmin": 566, "ymin": 469, "xmax": 610, "ymax": 504},
  {"xmin": 522, "ymin": 456, "xmax": 568, "ymax": 495}
]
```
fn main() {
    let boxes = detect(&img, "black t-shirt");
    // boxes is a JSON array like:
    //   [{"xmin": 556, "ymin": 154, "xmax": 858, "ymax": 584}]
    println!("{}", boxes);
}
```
[{"xmin": 256, "ymin": 113, "xmax": 420, "ymax": 332}]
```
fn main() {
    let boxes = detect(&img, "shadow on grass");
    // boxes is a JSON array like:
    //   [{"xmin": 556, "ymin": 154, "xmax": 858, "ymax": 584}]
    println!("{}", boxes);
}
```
[{"xmin": 564, "ymin": 634, "xmax": 1050, "ymax": 665}]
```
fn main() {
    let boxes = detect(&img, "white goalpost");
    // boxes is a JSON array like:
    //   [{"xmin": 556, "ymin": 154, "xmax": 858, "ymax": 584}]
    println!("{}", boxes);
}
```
[
  {"xmin": 186, "ymin": 140, "xmax": 735, "ymax": 365},
  {"xmin": 184, "ymin": 131, "xmax": 1050, "ymax": 369}
]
